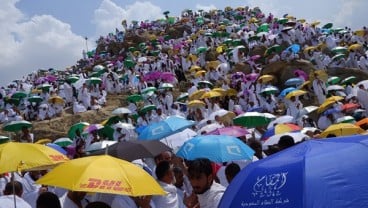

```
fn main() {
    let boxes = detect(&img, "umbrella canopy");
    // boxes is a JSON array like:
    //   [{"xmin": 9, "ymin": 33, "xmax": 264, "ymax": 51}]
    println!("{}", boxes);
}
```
[
  {"xmin": 219, "ymin": 135, "xmax": 368, "ymax": 208},
  {"xmin": 66, "ymin": 76, "xmax": 79, "ymax": 83},
  {"xmin": 176, "ymin": 135, "xmax": 255, "ymax": 163},
  {"xmin": 189, "ymin": 89, "xmax": 207, "ymax": 101},
  {"xmin": 48, "ymin": 96, "xmax": 64, "ymax": 104},
  {"xmin": 68, "ymin": 122, "xmax": 90, "ymax": 139},
  {"xmin": 87, "ymin": 77, "xmax": 102, "ymax": 85},
  {"xmin": 92, "ymin": 140, "xmax": 171, "ymax": 161},
  {"xmin": 2, "ymin": 120, "xmax": 32, "ymax": 132},
  {"xmin": 197, "ymin": 81, "xmax": 214, "ymax": 89},
  {"xmin": 111, "ymin": 107, "xmax": 131, "ymax": 115},
  {"xmin": 331, "ymin": 46, "xmax": 348, "ymax": 54},
  {"xmin": 127, "ymin": 94, "xmax": 143, "ymax": 103},
  {"xmin": 11, "ymin": 91, "xmax": 27, "ymax": 99},
  {"xmin": 85, "ymin": 140, "xmax": 117, "ymax": 152},
  {"xmin": 36, "ymin": 155, "xmax": 165, "ymax": 196},
  {"xmin": 200, "ymin": 91, "xmax": 223, "ymax": 99},
  {"xmin": 139, "ymin": 104, "xmax": 157, "ymax": 115},
  {"xmin": 285, "ymin": 78, "xmax": 304, "ymax": 86},
  {"xmin": 335, "ymin": 116, "xmax": 355, "ymax": 124},
  {"xmin": 141, "ymin": 87, "xmax": 157, "ymax": 95},
  {"xmin": 53, "ymin": 138, "xmax": 73, "ymax": 147},
  {"xmin": 285, "ymin": 90, "xmax": 307, "ymax": 99},
  {"xmin": 260, "ymin": 86, "xmax": 279, "ymax": 95},
  {"xmin": 341, "ymin": 76, "xmax": 356, "ymax": 85},
  {"xmin": 83, "ymin": 124, "xmax": 104, "ymax": 134},
  {"xmin": 28, "ymin": 95, "xmax": 43, "ymax": 103},
  {"xmin": 187, "ymin": 100, "xmax": 206, "ymax": 108},
  {"xmin": 206, "ymin": 126, "xmax": 249, "ymax": 138},
  {"xmin": 267, "ymin": 115, "xmax": 294, "ymax": 129},
  {"xmin": 263, "ymin": 132, "xmax": 309, "ymax": 147},
  {"xmin": 320, "ymin": 123, "xmax": 364, "ymax": 138},
  {"xmin": 176, "ymin": 93, "xmax": 189, "ymax": 102},
  {"xmin": 264, "ymin": 44, "xmax": 282, "ymax": 56},
  {"xmin": 0, "ymin": 142, "xmax": 69, "ymax": 174},
  {"xmin": 234, "ymin": 112, "xmax": 276, "ymax": 128},
  {"xmin": 327, "ymin": 85, "xmax": 344, "ymax": 92},
  {"xmin": 258, "ymin": 75, "xmax": 275, "ymax": 83},
  {"xmin": 279, "ymin": 87, "xmax": 296, "ymax": 97},
  {"xmin": 138, "ymin": 116, "xmax": 195, "ymax": 140},
  {"xmin": 0, "ymin": 136, "xmax": 10, "ymax": 144},
  {"xmin": 262, "ymin": 123, "xmax": 302, "ymax": 140},
  {"xmin": 327, "ymin": 76, "xmax": 341, "ymax": 85}
]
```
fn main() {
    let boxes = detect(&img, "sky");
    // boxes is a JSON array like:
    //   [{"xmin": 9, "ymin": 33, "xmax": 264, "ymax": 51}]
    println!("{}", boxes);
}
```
[{"xmin": 1, "ymin": 0, "xmax": 367, "ymax": 86}]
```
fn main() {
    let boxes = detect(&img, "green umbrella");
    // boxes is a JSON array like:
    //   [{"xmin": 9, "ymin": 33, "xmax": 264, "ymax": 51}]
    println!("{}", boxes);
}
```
[
  {"xmin": 138, "ymin": 42, "xmax": 146, "ymax": 49},
  {"xmin": 322, "ymin": 23, "xmax": 333, "ymax": 29},
  {"xmin": 264, "ymin": 44, "xmax": 282, "ymax": 56},
  {"xmin": 331, "ymin": 46, "xmax": 348, "ymax": 54},
  {"xmin": 260, "ymin": 86, "xmax": 279, "ymax": 95},
  {"xmin": 196, "ymin": 47, "xmax": 208, "ymax": 54},
  {"xmin": 139, "ymin": 105, "xmax": 157, "ymax": 115},
  {"xmin": 66, "ymin": 76, "xmax": 79, "ymax": 83},
  {"xmin": 93, "ymin": 64, "xmax": 105, "ymax": 72},
  {"xmin": 176, "ymin": 93, "xmax": 189, "ymax": 102},
  {"xmin": 4, "ymin": 97, "xmax": 20, "ymax": 106},
  {"xmin": 87, "ymin": 77, "xmax": 102, "ymax": 85},
  {"xmin": 103, "ymin": 116, "xmax": 124, "ymax": 127},
  {"xmin": 151, "ymin": 50, "xmax": 160, "ymax": 56},
  {"xmin": 331, "ymin": 54, "xmax": 346, "ymax": 61},
  {"xmin": 127, "ymin": 94, "xmax": 143, "ymax": 103},
  {"xmin": 3, "ymin": 120, "xmax": 32, "ymax": 132},
  {"xmin": 341, "ymin": 76, "xmax": 357, "ymax": 85},
  {"xmin": 248, "ymin": 35, "xmax": 260, "ymax": 42},
  {"xmin": 141, "ymin": 87, "xmax": 157, "ymax": 94},
  {"xmin": 124, "ymin": 59, "xmax": 135, "ymax": 68},
  {"xmin": 28, "ymin": 95, "xmax": 43, "ymax": 103},
  {"xmin": 68, "ymin": 122, "xmax": 90, "ymax": 139},
  {"xmin": 37, "ymin": 83, "xmax": 52, "ymax": 91},
  {"xmin": 53, "ymin": 137, "xmax": 73, "ymax": 147},
  {"xmin": 257, "ymin": 23, "xmax": 269, "ymax": 33},
  {"xmin": 224, "ymin": 38, "xmax": 233, "ymax": 45},
  {"xmin": 0, "ymin": 136, "xmax": 10, "ymax": 144},
  {"xmin": 128, "ymin": 47, "xmax": 136, "ymax": 52},
  {"xmin": 167, "ymin": 17, "xmax": 176, "ymax": 24},
  {"xmin": 232, "ymin": 39, "xmax": 243, "ymax": 46},
  {"xmin": 98, "ymin": 126, "xmax": 114, "ymax": 141},
  {"xmin": 233, "ymin": 112, "xmax": 275, "ymax": 128},
  {"xmin": 198, "ymin": 81, "xmax": 214, "ymax": 89},
  {"xmin": 11, "ymin": 91, "xmax": 27, "ymax": 99},
  {"xmin": 159, "ymin": 83, "xmax": 174, "ymax": 89},
  {"xmin": 277, "ymin": 18, "xmax": 288, "ymax": 24},
  {"xmin": 327, "ymin": 76, "xmax": 341, "ymax": 85}
]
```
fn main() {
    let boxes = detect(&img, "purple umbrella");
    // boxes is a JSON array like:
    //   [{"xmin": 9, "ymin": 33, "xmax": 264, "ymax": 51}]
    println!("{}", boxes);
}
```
[
  {"xmin": 250, "ymin": 55, "xmax": 261, "ymax": 61},
  {"xmin": 35, "ymin": 77, "xmax": 48, "ymax": 84},
  {"xmin": 294, "ymin": 69, "xmax": 308, "ymax": 81},
  {"xmin": 144, "ymin": 71, "xmax": 162, "ymax": 81},
  {"xmin": 245, "ymin": 73, "xmax": 259, "ymax": 82},
  {"xmin": 46, "ymin": 75, "xmax": 57, "ymax": 82},
  {"xmin": 206, "ymin": 126, "xmax": 249, "ymax": 138},
  {"xmin": 160, "ymin": 72, "xmax": 176, "ymax": 83}
]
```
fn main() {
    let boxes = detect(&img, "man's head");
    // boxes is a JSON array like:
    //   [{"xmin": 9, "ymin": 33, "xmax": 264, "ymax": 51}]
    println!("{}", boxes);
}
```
[
  {"xmin": 173, "ymin": 167, "xmax": 184, "ymax": 188},
  {"xmin": 154, "ymin": 151, "xmax": 172, "ymax": 164},
  {"xmin": 4, "ymin": 181, "xmax": 23, "ymax": 197},
  {"xmin": 155, "ymin": 161, "xmax": 174, "ymax": 184},
  {"xmin": 187, "ymin": 158, "xmax": 213, "ymax": 194},
  {"xmin": 225, "ymin": 163, "xmax": 241, "ymax": 184},
  {"xmin": 36, "ymin": 191, "xmax": 62, "ymax": 208},
  {"xmin": 278, "ymin": 135, "xmax": 295, "ymax": 150}
]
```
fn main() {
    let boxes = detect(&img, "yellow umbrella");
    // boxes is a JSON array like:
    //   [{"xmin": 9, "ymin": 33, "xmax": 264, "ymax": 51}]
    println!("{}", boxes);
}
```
[
  {"xmin": 310, "ymin": 70, "xmax": 328, "ymax": 82},
  {"xmin": 311, "ymin": 21, "xmax": 320, "ymax": 27},
  {"xmin": 189, "ymin": 89, "xmax": 207, "ymax": 101},
  {"xmin": 303, "ymin": 46, "xmax": 317, "ymax": 53},
  {"xmin": 0, "ymin": 142, "xmax": 69, "ymax": 174},
  {"xmin": 326, "ymin": 96, "xmax": 344, "ymax": 102},
  {"xmin": 249, "ymin": 17, "xmax": 259, "ymax": 23},
  {"xmin": 195, "ymin": 70, "xmax": 206, "ymax": 78},
  {"xmin": 48, "ymin": 96, "xmax": 65, "ymax": 104},
  {"xmin": 216, "ymin": 45, "xmax": 225, "ymax": 54},
  {"xmin": 226, "ymin": 88, "xmax": 238, "ymax": 96},
  {"xmin": 200, "ymin": 91, "xmax": 223, "ymax": 99},
  {"xmin": 354, "ymin": 29, "xmax": 365, "ymax": 37},
  {"xmin": 317, "ymin": 99, "xmax": 336, "ymax": 114},
  {"xmin": 189, "ymin": 65, "xmax": 202, "ymax": 73},
  {"xmin": 320, "ymin": 123, "xmax": 365, "ymax": 138},
  {"xmin": 258, "ymin": 75, "xmax": 275, "ymax": 83},
  {"xmin": 206, "ymin": 60, "xmax": 221, "ymax": 69},
  {"xmin": 35, "ymin": 139, "xmax": 52, "ymax": 145},
  {"xmin": 299, "ymin": 81, "xmax": 311, "ymax": 90},
  {"xmin": 297, "ymin": 19, "xmax": 306, "ymax": 23},
  {"xmin": 37, "ymin": 155, "xmax": 165, "ymax": 196},
  {"xmin": 31, "ymin": 89, "xmax": 43, "ymax": 94},
  {"xmin": 187, "ymin": 54, "xmax": 198, "ymax": 62},
  {"xmin": 348, "ymin": 44, "xmax": 362, "ymax": 51},
  {"xmin": 188, "ymin": 100, "xmax": 206, "ymax": 108},
  {"xmin": 285, "ymin": 90, "xmax": 307, "ymax": 99},
  {"xmin": 212, "ymin": 88, "xmax": 227, "ymax": 96}
]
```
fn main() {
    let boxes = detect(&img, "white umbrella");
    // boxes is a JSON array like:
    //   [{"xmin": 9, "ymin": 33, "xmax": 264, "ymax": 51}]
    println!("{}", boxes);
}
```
[
  {"xmin": 263, "ymin": 132, "xmax": 310, "ymax": 148},
  {"xmin": 327, "ymin": 85, "xmax": 344, "ymax": 92},
  {"xmin": 85, "ymin": 140, "xmax": 117, "ymax": 152},
  {"xmin": 111, "ymin": 107, "xmax": 132, "ymax": 115},
  {"xmin": 336, "ymin": 116, "xmax": 355, "ymax": 124},
  {"xmin": 297, "ymin": 106, "xmax": 318, "ymax": 118},
  {"xmin": 161, "ymin": 128, "xmax": 197, "ymax": 153},
  {"xmin": 113, "ymin": 122, "xmax": 135, "ymax": 130},
  {"xmin": 198, "ymin": 123, "xmax": 223, "ymax": 134},
  {"xmin": 209, "ymin": 109, "xmax": 232, "ymax": 121},
  {"xmin": 267, "ymin": 115, "xmax": 294, "ymax": 129}
]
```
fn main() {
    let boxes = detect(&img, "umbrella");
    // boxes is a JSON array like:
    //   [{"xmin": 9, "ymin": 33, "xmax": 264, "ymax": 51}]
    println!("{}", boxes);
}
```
[
  {"xmin": 331, "ymin": 46, "xmax": 348, "ymax": 54},
  {"xmin": 258, "ymin": 75, "xmax": 275, "ymax": 83},
  {"xmin": 37, "ymin": 83, "xmax": 52, "ymax": 91},
  {"xmin": 36, "ymin": 155, "xmax": 165, "ymax": 196},
  {"xmin": 264, "ymin": 45, "xmax": 282, "ymax": 56},
  {"xmin": 327, "ymin": 76, "xmax": 341, "ymax": 85},
  {"xmin": 331, "ymin": 54, "xmax": 346, "ymax": 61},
  {"xmin": 176, "ymin": 93, "xmax": 189, "ymax": 102},
  {"xmin": 176, "ymin": 135, "xmax": 255, "ymax": 163},
  {"xmin": 206, "ymin": 126, "xmax": 249, "ymax": 137},
  {"xmin": 348, "ymin": 43, "xmax": 362, "ymax": 51},
  {"xmin": 335, "ymin": 116, "xmax": 355, "ymax": 124},
  {"xmin": 189, "ymin": 65, "xmax": 201, "ymax": 72},
  {"xmin": 111, "ymin": 107, "xmax": 131, "ymax": 115},
  {"xmin": 46, "ymin": 143, "xmax": 67, "ymax": 155},
  {"xmin": 27, "ymin": 95, "xmax": 43, "ymax": 103},
  {"xmin": 286, "ymin": 44, "xmax": 300, "ymax": 54},
  {"xmin": 195, "ymin": 70, "xmax": 206, "ymax": 78},
  {"xmin": 303, "ymin": 46, "xmax": 317, "ymax": 53},
  {"xmin": 0, "ymin": 136, "xmax": 10, "ymax": 144},
  {"xmin": 68, "ymin": 122, "xmax": 90, "ymax": 139},
  {"xmin": 93, "ymin": 64, "xmax": 105, "ymax": 72},
  {"xmin": 327, "ymin": 85, "xmax": 344, "ymax": 92},
  {"xmin": 298, "ymin": 105, "xmax": 318, "ymax": 117},
  {"xmin": 53, "ymin": 138, "xmax": 73, "ymax": 147},
  {"xmin": 279, "ymin": 87, "xmax": 296, "ymax": 97},
  {"xmin": 92, "ymin": 140, "xmax": 172, "ymax": 161},
  {"xmin": 267, "ymin": 115, "xmax": 294, "ymax": 129},
  {"xmin": 138, "ymin": 116, "xmax": 195, "ymax": 140},
  {"xmin": 263, "ymin": 132, "xmax": 309, "ymax": 147},
  {"xmin": 162, "ymin": 128, "xmax": 197, "ymax": 152},
  {"xmin": 2, "ymin": 120, "xmax": 32, "ymax": 132},
  {"xmin": 196, "ymin": 46, "xmax": 208, "ymax": 54},
  {"xmin": 139, "ymin": 104, "xmax": 156, "ymax": 115},
  {"xmin": 260, "ymin": 86, "xmax": 279, "ymax": 95},
  {"xmin": 219, "ymin": 135, "xmax": 368, "ymax": 208},
  {"xmin": 85, "ymin": 140, "xmax": 117, "ymax": 152},
  {"xmin": 285, "ymin": 90, "xmax": 307, "ymax": 99},
  {"xmin": 233, "ymin": 112, "xmax": 275, "ymax": 128},
  {"xmin": 197, "ymin": 81, "xmax": 213, "ymax": 89},
  {"xmin": 317, "ymin": 99, "xmax": 338, "ymax": 114},
  {"xmin": 0, "ymin": 142, "xmax": 69, "ymax": 174},
  {"xmin": 159, "ymin": 83, "xmax": 174, "ymax": 89},
  {"xmin": 355, "ymin": 118, "xmax": 368, "ymax": 128},
  {"xmin": 127, "ymin": 94, "xmax": 143, "ymax": 103},
  {"xmin": 285, "ymin": 78, "xmax": 304, "ymax": 86},
  {"xmin": 326, "ymin": 95, "xmax": 344, "ymax": 102},
  {"xmin": 341, "ymin": 103, "xmax": 360, "ymax": 113},
  {"xmin": 322, "ymin": 22, "xmax": 333, "ymax": 29},
  {"xmin": 83, "ymin": 124, "xmax": 104, "ymax": 134},
  {"xmin": 87, "ymin": 77, "xmax": 102, "ymax": 85},
  {"xmin": 262, "ymin": 123, "xmax": 302, "ymax": 140},
  {"xmin": 160, "ymin": 72, "xmax": 176, "ymax": 83},
  {"xmin": 11, "ymin": 91, "xmax": 27, "ymax": 99},
  {"xmin": 189, "ymin": 89, "xmax": 207, "ymax": 101},
  {"xmin": 293, "ymin": 69, "xmax": 308, "ymax": 81},
  {"xmin": 141, "ymin": 87, "xmax": 157, "ymax": 95},
  {"xmin": 200, "ymin": 91, "xmax": 223, "ymax": 99},
  {"xmin": 124, "ymin": 59, "xmax": 135, "ymax": 68},
  {"xmin": 341, "ymin": 76, "xmax": 356, "ymax": 85},
  {"xmin": 320, "ymin": 123, "xmax": 364, "ymax": 138},
  {"xmin": 48, "ymin": 96, "xmax": 64, "ymax": 104},
  {"xmin": 187, "ymin": 100, "xmax": 205, "ymax": 108}
]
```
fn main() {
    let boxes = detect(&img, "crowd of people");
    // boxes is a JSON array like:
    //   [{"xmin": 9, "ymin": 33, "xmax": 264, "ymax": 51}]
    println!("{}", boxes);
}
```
[{"xmin": 0, "ymin": 5, "xmax": 368, "ymax": 208}]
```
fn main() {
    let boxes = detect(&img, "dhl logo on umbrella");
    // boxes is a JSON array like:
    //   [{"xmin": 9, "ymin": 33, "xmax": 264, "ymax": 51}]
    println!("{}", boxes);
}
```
[
  {"xmin": 80, "ymin": 178, "xmax": 132, "ymax": 193},
  {"xmin": 48, "ymin": 155, "xmax": 68, "ymax": 162}
]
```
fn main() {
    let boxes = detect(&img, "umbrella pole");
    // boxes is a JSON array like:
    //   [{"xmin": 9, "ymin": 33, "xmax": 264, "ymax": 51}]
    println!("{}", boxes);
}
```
[{"xmin": 11, "ymin": 172, "xmax": 17, "ymax": 208}]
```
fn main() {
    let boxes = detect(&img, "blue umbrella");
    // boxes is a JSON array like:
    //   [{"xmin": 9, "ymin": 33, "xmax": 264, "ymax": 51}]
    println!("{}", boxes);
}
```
[
  {"xmin": 176, "ymin": 135, "xmax": 255, "ymax": 163},
  {"xmin": 219, "ymin": 135, "xmax": 368, "ymax": 208},
  {"xmin": 46, "ymin": 143, "xmax": 67, "ymax": 155},
  {"xmin": 285, "ymin": 78, "xmax": 303, "ymax": 86},
  {"xmin": 138, "ymin": 116, "xmax": 195, "ymax": 140},
  {"xmin": 279, "ymin": 87, "xmax": 296, "ymax": 97},
  {"xmin": 286, "ymin": 44, "xmax": 300, "ymax": 54}
]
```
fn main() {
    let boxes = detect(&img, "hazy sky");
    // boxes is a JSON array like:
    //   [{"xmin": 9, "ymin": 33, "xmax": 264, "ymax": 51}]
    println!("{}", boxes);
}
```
[{"xmin": 1, "ymin": 0, "xmax": 367, "ymax": 86}]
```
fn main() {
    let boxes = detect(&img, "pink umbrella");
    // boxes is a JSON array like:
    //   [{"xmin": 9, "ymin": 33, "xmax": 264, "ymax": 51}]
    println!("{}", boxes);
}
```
[
  {"xmin": 144, "ymin": 71, "xmax": 162, "ymax": 81},
  {"xmin": 294, "ymin": 69, "xmax": 308, "ymax": 81},
  {"xmin": 46, "ymin": 75, "xmax": 57, "ymax": 82},
  {"xmin": 83, "ymin": 124, "xmax": 104, "ymax": 134},
  {"xmin": 250, "ymin": 55, "xmax": 261, "ymax": 61},
  {"xmin": 160, "ymin": 72, "xmax": 176, "ymax": 83},
  {"xmin": 206, "ymin": 126, "xmax": 249, "ymax": 138},
  {"xmin": 245, "ymin": 73, "xmax": 259, "ymax": 82}
]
